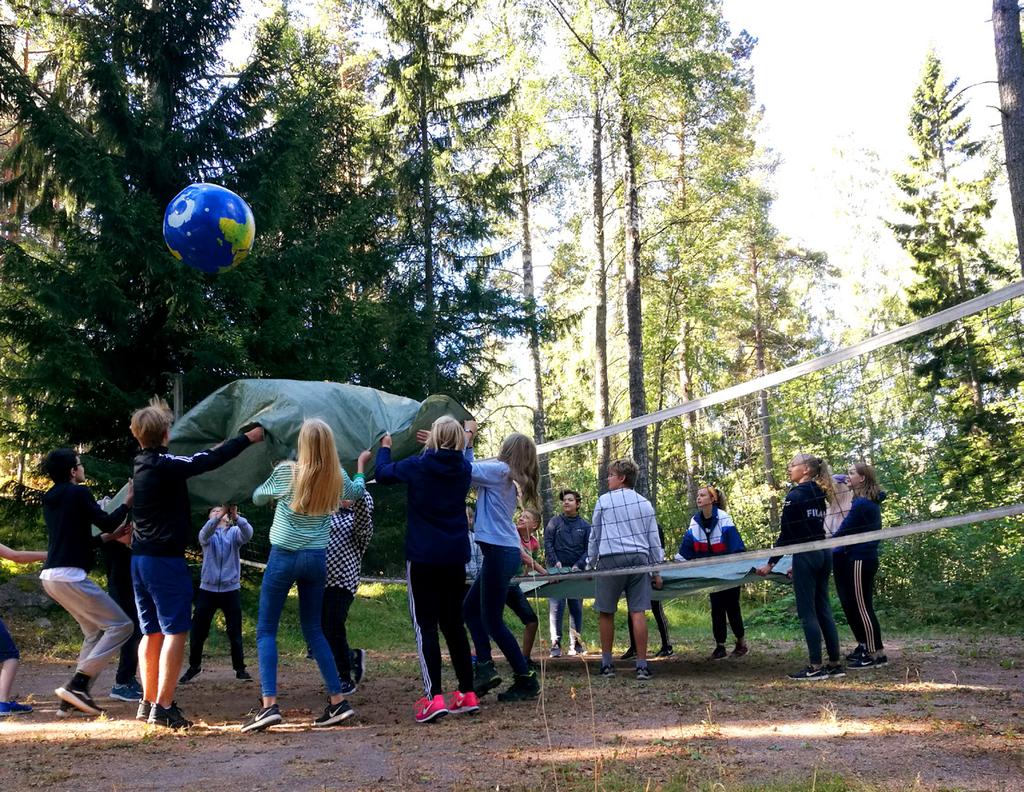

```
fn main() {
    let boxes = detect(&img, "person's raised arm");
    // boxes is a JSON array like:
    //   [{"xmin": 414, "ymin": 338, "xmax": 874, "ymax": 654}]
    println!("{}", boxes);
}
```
[
  {"xmin": 375, "ymin": 435, "xmax": 411, "ymax": 485},
  {"xmin": 198, "ymin": 506, "xmax": 223, "ymax": 545},
  {"xmin": 340, "ymin": 451, "xmax": 370, "ymax": 501},
  {"xmin": 234, "ymin": 514, "xmax": 254, "ymax": 545},
  {"xmin": 161, "ymin": 426, "xmax": 264, "ymax": 479},
  {"xmin": 351, "ymin": 492, "xmax": 375, "ymax": 553}
]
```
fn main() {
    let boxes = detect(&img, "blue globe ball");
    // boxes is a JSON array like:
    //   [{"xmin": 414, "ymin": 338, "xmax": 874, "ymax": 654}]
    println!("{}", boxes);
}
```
[{"xmin": 163, "ymin": 183, "xmax": 255, "ymax": 274}]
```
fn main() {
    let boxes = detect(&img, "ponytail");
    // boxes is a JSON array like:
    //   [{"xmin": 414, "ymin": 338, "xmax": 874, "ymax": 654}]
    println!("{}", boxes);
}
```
[{"xmin": 792, "ymin": 453, "xmax": 835, "ymax": 504}]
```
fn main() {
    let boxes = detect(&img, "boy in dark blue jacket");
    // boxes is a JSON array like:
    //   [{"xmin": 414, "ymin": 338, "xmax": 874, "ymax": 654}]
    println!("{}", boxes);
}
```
[{"xmin": 375, "ymin": 415, "xmax": 477, "ymax": 723}]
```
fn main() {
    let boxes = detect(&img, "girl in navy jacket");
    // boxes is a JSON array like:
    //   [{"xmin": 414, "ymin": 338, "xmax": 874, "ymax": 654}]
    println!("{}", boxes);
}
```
[
  {"xmin": 833, "ymin": 462, "xmax": 887, "ymax": 669},
  {"xmin": 375, "ymin": 415, "xmax": 477, "ymax": 723},
  {"xmin": 676, "ymin": 485, "xmax": 748, "ymax": 659}
]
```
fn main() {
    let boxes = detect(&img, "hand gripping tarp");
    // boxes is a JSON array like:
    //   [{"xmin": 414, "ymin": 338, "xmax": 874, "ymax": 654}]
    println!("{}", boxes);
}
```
[
  {"xmin": 164, "ymin": 379, "xmax": 473, "ymax": 508},
  {"xmin": 517, "ymin": 556, "xmax": 794, "ymax": 600}
]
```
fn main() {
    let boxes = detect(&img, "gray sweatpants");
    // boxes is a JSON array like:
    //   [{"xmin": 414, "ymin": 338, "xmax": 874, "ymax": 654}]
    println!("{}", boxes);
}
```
[{"xmin": 41, "ymin": 577, "xmax": 133, "ymax": 681}]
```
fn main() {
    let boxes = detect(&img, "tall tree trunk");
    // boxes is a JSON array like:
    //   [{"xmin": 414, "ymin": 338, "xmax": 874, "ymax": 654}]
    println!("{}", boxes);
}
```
[
  {"xmin": 676, "ymin": 113, "xmax": 698, "ymax": 511},
  {"xmin": 591, "ymin": 82, "xmax": 611, "ymax": 494},
  {"xmin": 621, "ymin": 107, "xmax": 650, "ymax": 497},
  {"xmin": 419, "ymin": 28, "xmax": 436, "ymax": 391},
  {"xmin": 680, "ymin": 321, "xmax": 699, "ymax": 511},
  {"xmin": 993, "ymin": 0, "xmax": 1024, "ymax": 275},
  {"xmin": 751, "ymin": 249, "xmax": 779, "ymax": 527},
  {"xmin": 514, "ymin": 128, "xmax": 552, "ymax": 523}
]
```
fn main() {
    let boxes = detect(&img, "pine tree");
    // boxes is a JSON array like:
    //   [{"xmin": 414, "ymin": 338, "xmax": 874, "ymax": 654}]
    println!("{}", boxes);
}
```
[
  {"xmin": 891, "ymin": 51, "xmax": 1024, "ymax": 498},
  {"xmin": 376, "ymin": 0, "xmax": 525, "ymax": 403},
  {"xmin": 0, "ymin": 3, "xmax": 399, "ymax": 464}
]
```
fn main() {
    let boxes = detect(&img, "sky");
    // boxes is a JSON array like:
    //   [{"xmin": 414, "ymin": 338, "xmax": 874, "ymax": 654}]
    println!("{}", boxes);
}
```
[{"xmin": 719, "ymin": 0, "xmax": 1005, "ymax": 253}]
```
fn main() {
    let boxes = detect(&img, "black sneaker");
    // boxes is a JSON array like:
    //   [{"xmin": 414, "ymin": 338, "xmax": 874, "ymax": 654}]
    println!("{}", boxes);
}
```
[
  {"xmin": 241, "ymin": 703, "xmax": 282, "ymax": 733},
  {"xmin": 871, "ymin": 654, "xmax": 888, "ymax": 667},
  {"xmin": 787, "ymin": 666, "xmax": 830, "ymax": 681},
  {"xmin": 56, "ymin": 700, "xmax": 75, "ymax": 718},
  {"xmin": 710, "ymin": 645, "xmax": 727, "ymax": 660},
  {"xmin": 496, "ymin": 671, "xmax": 540, "ymax": 702},
  {"xmin": 55, "ymin": 684, "xmax": 103, "ymax": 716},
  {"xmin": 549, "ymin": 641, "xmax": 562, "ymax": 658},
  {"xmin": 635, "ymin": 665, "xmax": 653, "ymax": 681},
  {"xmin": 313, "ymin": 699, "xmax": 354, "ymax": 727},
  {"xmin": 572, "ymin": 642, "xmax": 586, "ymax": 656},
  {"xmin": 473, "ymin": 660, "xmax": 502, "ymax": 695},
  {"xmin": 235, "ymin": 669, "xmax": 253, "ymax": 681},
  {"xmin": 845, "ymin": 644, "xmax": 866, "ymax": 663},
  {"xmin": 654, "ymin": 645, "xmax": 674, "ymax": 658},
  {"xmin": 136, "ymin": 700, "xmax": 153, "ymax": 722},
  {"xmin": 339, "ymin": 679, "xmax": 357, "ymax": 696},
  {"xmin": 350, "ymin": 649, "xmax": 366, "ymax": 684},
  {"xmin": 825, "ymin": 664, "xmax": 846, "ymax": 678},
  {"xmin": 148, "ymin": 702, "xmax": 193, "ymax": 730},
  {"xmin": 599, "ymin": 664, "xmax": 615, "ymax": 677},
  {"xmin": 179, "ymin": 666, "xmax": 202, "ymax": 684},
  {"xmin": 526, "ymin": 659, "xmax": 541, "ymax": 673},
  {"xmin": 620, "ymin": 647, "xmax": 637, "ymax": 661}
]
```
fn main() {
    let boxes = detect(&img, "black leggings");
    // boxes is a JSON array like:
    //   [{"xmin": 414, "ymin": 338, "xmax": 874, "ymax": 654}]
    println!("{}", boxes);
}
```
[
  {"xmin": 407, "ymin": 561, "xmax": 474, "ymax": 697},
  {"xmin": 322, "ymin": 586, "xmax": 354, "ymax": 682},
  {"xmin": 709, "ymin": 586, "xmax": 744, "ymax": 645},
  {"xmin": 189, "ymin": 588, "xmax": 246, "ymax": 672},
  {"xmin": 834, "ymin": 555, "xmax": 883, "ymax": 653},
  {"xmin": 792, "ymin": 551, "xmax": 841, "ymax": 666},
  {"xmin": 626, "ymin": 599, "xmax": 671, "ymax": 650}
]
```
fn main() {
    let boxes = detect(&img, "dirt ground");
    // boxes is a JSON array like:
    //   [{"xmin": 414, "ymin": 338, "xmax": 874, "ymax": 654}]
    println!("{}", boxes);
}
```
[{"xmin": 0, "ymin": 637, "xmax": 1021, "ymax": 791}]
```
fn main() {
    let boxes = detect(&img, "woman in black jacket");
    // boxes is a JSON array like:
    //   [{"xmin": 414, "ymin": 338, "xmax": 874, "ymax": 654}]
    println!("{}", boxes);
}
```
[{"xmin": 757, "ymin": 454, "xmax": 843, "ymax": 680}]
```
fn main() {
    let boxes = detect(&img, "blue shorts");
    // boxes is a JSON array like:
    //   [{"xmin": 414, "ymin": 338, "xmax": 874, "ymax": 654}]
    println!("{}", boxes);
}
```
[
  {"xmin": 131, "ymin": 555, "xmax": 193, "ymax": 635},
  {"xmin": 0, "ymin": 616, "xmax": 19, "ymax": 661}
]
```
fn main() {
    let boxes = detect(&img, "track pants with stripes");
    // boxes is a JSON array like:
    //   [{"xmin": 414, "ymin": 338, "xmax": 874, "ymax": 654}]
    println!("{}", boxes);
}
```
[
  {"xmin": 834, "ymin": 554, "xmax": 883, "ymax": 653},
  {"xmin": 406, "ymin": 561, "xmax": 474, "ymax": 698}
]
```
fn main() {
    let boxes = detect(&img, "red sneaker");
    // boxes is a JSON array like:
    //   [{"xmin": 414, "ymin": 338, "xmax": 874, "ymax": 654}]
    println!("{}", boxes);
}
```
[
  {"xmin": 414, "ymin": 694, "xmax": 449, "ymax": 723},
  {"xmin": 448, "ymin": 690, "xmax": 480, "ymax": 715}
]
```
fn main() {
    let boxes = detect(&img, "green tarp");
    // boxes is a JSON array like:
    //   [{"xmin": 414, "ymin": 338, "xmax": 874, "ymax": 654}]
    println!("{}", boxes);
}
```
[{"xmin": 165, "ymin": 379, "xmax": 473, "ymax": 508}]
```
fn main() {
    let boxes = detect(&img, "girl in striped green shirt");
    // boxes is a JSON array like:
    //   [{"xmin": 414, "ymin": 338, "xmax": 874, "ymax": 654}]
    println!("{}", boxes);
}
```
[{"xmin": 242, "ymin": 418, "xmax": 370, "ymax": 734}]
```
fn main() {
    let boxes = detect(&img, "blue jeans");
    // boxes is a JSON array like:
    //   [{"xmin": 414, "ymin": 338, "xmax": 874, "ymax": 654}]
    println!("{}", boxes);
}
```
[
  {"xmin": 464, "ymin": 542, "xmax": 528, "ymax": 675},
  {"xmin": 257, "ymin": 546, "xmax": 341, "ymax": 698},
  {"xmin": 548, "ymin": 598, "xmax": 583, "ymax": 645}
]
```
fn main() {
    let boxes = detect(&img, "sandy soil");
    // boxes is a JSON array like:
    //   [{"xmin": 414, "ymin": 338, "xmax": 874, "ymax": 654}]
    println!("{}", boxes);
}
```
[{"xmin": 0, "ymin": 637, "xmax": 1021, "ymax": 791}]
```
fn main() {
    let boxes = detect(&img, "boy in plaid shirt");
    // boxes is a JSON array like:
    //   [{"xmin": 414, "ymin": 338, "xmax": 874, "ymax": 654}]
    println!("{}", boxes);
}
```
[
  {"xmin": 588, "ymin": 458, "xmax": 664, "ymax": 680},
  {"xmin": 322, "ymin": 491, "xmax": 374, "ymax": 694}
]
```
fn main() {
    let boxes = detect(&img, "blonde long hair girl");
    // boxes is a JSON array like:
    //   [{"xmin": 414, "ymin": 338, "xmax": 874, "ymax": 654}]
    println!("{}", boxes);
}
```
[{"xmin": 290, "ymin": 418, "xmax": 344, "ymax": 515}]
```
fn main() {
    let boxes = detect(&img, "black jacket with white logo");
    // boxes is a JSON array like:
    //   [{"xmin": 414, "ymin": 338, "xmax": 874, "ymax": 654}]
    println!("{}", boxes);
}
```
[
  {"xmin": 131, "ymin": 435, "xmax": 251, "ymax": 557},
  {"xmin": 769, "ymin": 480, "xmax": 827, "ymax": 564}
]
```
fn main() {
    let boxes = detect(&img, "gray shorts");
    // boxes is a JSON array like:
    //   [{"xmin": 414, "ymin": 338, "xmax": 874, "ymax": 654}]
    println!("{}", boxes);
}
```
[{"xmin": 593, "ymin": 553, "xmax": 651, "ymax": 613}]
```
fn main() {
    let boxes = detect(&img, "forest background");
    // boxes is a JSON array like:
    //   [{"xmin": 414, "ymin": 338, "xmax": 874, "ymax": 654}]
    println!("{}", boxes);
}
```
[{"xmin": 1, "ymin": 0, "xmax": 1023, "ymax": 630}]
